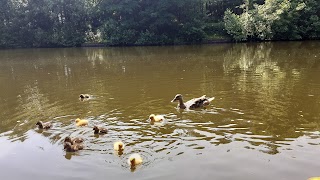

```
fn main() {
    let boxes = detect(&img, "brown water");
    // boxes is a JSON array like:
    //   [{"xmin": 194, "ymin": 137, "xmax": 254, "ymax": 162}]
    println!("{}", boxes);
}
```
[{"xmin": 0, "ymin": 41, "xmax": 319, "ymax": 180}]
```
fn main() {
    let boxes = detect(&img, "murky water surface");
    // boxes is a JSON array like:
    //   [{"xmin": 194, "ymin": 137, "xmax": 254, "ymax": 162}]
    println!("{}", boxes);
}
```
[{"xmin": 0, "ymin": 41, "xmax": 319, "ymax": 180}]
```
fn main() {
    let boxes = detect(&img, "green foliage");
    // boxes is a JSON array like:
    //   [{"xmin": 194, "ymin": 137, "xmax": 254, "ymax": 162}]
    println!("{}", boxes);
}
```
[
  {"xmin": 1, "ymin": 0, "xmax": 320, "ymax": 48},
  {"xmin": 223, "ymin": 0, "xmax": 320, "ymax": 41},
  {"xmin": 224, "ymin": 9, "xmax": 247, "ymax": 41}
]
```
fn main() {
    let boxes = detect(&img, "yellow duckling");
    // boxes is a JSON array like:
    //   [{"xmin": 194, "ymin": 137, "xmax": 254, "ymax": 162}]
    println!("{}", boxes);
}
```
[
  {"xmin": 113, "ymin": 141, "xmax": 124, "ymax": 151},
  {"xmin": 128, "ymin": 153, "xmax": 143, "ymax": 166},
  {"xmin": 149, "ymin": 114, "xmax": 165, "ymax": 122},
  {"xmin": 308, "ymin": 178, "xmax": 320, "ymax": 180},
  {"xmin": 75, "ymin": 118, "xmax": 88, "ymax": 126}
]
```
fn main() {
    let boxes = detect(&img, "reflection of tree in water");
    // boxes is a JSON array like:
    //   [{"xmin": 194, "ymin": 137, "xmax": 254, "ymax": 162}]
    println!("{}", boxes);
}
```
[
  {"xmin": 221, "ymin": 42, "xmax": 320, "ymax": 154},
  {"xmin": 8, "ymin": 83, "xmax": 61, "ymax": 142}
]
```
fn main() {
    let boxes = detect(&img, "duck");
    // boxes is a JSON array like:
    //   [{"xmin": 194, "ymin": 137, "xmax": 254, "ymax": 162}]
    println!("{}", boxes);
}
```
[
  {"xmin": 64, "ymin": 136, "xmax": 84, "ymax": 145},
  {"xmin": 79, "ymin": 94, "xmax": 90, "ymax": 99},
  {"xmin": 171, "ymin": 94, "xmax": 214, "ymax": 109},
  {"xmin": 308, "ymin": 178, "xmax": 320, "ymax": 180},
  {"xmin": 128, "ymin": 153, "xmax": 143, "ymax": 166},
  {"xmin": 149, "ymin": 114, "xmax": 165, "ymax": 122},
  {"xmin": 113, "ymin": 141, "xmax": 124, "ymax": 151},
  {"xmin": 93, "ymin": 126, "xmax": 108, "ymax": 134},
  {"xmin": 75, "ymin": 118, "xmax": 88, "ymax": 126},
  {"xmin": 35, "ymin": 121, "xmax": 52, "ymax": 129},
  {"xmin": 64, "ymin": 142, "xmax": 84, "ymax": 152}
]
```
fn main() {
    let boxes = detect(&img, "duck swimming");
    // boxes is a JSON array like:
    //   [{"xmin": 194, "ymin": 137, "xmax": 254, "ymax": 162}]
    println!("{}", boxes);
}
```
[
  {"xmin": 149, "ymin": 114, "xmax": 165, "ymax": 122},
  {"xmin": 171, "ymin": 94, "xmax": 214, "ymax": 109},
  {"xmin": 113, "ymin": 141, "xmax": 124, "ymax": 151},
  {"xmin": 64, "ymin": 142, "xmax": 84, "ymax": 152},
  {"xmin": 64, "ymin": 136, "xmax": 84, "ymax": 145},
  {"xmin": 35, "ymin": 121, "xmax": 52, "ymax": 129},
  {"xmin": 75, "ymin": 118, "xmax": 88, "ymax": 126},
  {"xmin": 128, "ymin": 153, "xmax": 143, "ymax": 167},
  {"xmin": 79, "ymin": 94, "xmax": 90, "ymax": 99},
  {"xmin": 93, "ymin": 126, "xmax": 108, "ymax": 134}
]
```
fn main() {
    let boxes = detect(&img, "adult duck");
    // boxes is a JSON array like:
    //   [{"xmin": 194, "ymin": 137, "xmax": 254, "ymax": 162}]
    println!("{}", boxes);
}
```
[{"xmin": 171, "ymin": 94, "xmax": 214, "ymax": 109}]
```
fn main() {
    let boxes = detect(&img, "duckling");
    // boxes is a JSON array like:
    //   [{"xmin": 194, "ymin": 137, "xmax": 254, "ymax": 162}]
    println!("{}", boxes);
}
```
[
  {"xmin": 171, "ymin": 94, "xmax": 214, "ymax": 109},
  {"xmin": 75, "ymin": 118, "xmax": 88, "ymax": 126},
  {"xmin": 149, "ymin": 114, "xmax": 165, "ymax": 122},
  {"xmin": 64, "ymin": 136, "xmax": 84, "ymax": 145},
  {"xmin": 113, "ymin": 141, "xmax": 124, "ymax": 151},
  {"xmin": 79, "ymin": 94, "xmax": 90, "ymax": 99},
  {"xmin": 35, "ymin": 121, "xmax": 52, "ymax": 129},
  {"xmin": 128, "ymin": 153, "xmax": 143, "ymax": 166},
  {"xmin": 64, "ymin": 142, "xmax": 84, "ymax": 152},
  {"xmin": 93, "ymin": 126, "xmax": 108, "ymax": 134},
  {"xmin": 308, "ymin": 178, "xmax": 320, "ymax": 180}
]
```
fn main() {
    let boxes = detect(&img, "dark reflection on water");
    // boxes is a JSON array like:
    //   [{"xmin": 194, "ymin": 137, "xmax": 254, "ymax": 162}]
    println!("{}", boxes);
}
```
[{"xmin": 0, "ymin": 41, "xmax": 319, "ymax": 180}]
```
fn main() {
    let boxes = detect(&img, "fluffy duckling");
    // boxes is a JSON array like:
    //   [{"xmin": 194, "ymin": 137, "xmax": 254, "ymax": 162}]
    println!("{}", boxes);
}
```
[
  {"xmin": 93, "ymin": 126, "xmax": 108, "ymax": 134},
  {"xmin": 35, "ymin": 121, "xmax": 52, "ymax": 129},
  {"xmin": 171, "ymin": 94, "xmax": 215, "ymax": 109},
  {"xmin": 113, "ymin": 141, "xmax": 124, "ymax": 151},
  {"xmin": 64, "ymin": 142, "xmax": 84, "ymax": 152},
  {"xmin": 308, "ymin": 178, "xmax": 320, "ymax": 180},
  {"xmin": 75, "ymin": 118, "xmax": 88, "ymax": 126},
  {"xmin": 149, "ymin": 114, "xmax": 165, "ymax": 122},
  {"xmin": 128, "ymin": 153, "xmax": 143, "ymax": 167},
  {"xmin": 64, "ymin": 136, "xmax": 84, "ymax": 145},
  {"xmin": 79, "ymin": 94, "xmax": 90, "ymax": 99}
]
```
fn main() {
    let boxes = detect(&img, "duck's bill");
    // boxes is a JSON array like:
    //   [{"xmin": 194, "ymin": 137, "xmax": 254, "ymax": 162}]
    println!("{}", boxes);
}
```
[{"xmin": 171, "ymin": 99, "xmax": 176, "ymax": 102}]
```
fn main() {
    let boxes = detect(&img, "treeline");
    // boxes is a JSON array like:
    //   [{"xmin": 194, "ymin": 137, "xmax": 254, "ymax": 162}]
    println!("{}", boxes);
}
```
[{"xmin": 0, "ymin": 0, "xmax": 320, "ymax": 48}]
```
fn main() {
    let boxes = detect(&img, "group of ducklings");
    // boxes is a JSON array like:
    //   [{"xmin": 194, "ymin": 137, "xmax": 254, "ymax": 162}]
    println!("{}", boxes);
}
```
[{"xmin": 35, "ymin": 93, "xmax": 215, "ymax": 168}]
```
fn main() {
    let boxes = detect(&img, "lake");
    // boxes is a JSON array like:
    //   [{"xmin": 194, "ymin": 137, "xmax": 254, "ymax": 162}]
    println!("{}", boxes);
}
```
[{"xmin": 0, "ymin": 41, "xmax": 319, "ymax": 180}]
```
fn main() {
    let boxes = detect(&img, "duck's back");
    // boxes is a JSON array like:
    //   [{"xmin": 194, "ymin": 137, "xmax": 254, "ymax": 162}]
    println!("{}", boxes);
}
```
[{"xmin": 185, "ymin": 96, "xmax": 209, "ymax": 109}]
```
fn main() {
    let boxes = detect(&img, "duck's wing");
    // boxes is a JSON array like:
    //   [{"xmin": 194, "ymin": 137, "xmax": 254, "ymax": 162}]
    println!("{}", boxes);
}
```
[{"xmin": 185, "ymin": 95, "xmax": 208, "ymax": 109}]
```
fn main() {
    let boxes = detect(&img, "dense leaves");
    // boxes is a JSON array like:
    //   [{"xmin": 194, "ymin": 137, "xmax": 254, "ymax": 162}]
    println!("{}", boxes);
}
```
[{"xmin": 0, "ymin": 0, "xmax": 319, "ymax": 48}]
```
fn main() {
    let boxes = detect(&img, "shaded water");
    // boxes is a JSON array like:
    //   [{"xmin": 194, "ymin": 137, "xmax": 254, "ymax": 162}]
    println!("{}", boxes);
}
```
[{"xmin": 0, "ymin": 41, "xmax": 319, "ymax": 180}]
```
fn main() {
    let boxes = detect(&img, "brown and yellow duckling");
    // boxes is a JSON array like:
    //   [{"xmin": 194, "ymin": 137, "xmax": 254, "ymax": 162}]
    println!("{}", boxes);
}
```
[
  {"xmin": 75, "ymin": 118, "xmax": 88, "ymax": 126},
  {"xmin": 171, "ymin": 94, "xmax": 215, "ymax": 109},
  {"xmin": 79, "ymin": 94, "xmax": 90, "ymax": 99},
  {"xmin": 128, "ymin": 153, "xmax": 143, "ymax": 167},
  {"xmin": 113, "ymin": 141, "xmax": 125, "ymax": 151},
  {"xmin": 79, "ymin": 94, "xmax": 91, "ymax": 101},
  {"xmin": 64, "ymin": 136, "xmax": 84, "ymax": 145},
  {"xmin": 93, "ymin": 126, "xmax": 108, "ymax": 134},
  {"xmin": 35, "ymin": 121, "xmax": 52, "ymax": 129},
  {"xmin": 64, "ymin": 142, "xmax": 84, "ymax": 152},
  {"xmin": 149, "ymin": 114, "xmax": 165, "ymax": 122}
]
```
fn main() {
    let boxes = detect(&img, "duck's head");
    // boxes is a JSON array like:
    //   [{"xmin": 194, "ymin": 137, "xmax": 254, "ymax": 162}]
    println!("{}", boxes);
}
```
[
  {"xmin": 93, "ymin": 126, "xmax": 99, "ymax": 131},
  {"xmin": 35, "ymin": 121, "xmax": 42, "ymax": 126},
  {"xmin": 75, "ymin": 118, "xmax": 81, "ymax": 123},
  {"xmin": 171, "ymin": 94, "xmax": 182, "ymax": 102},
  {"xmin": 64, "ymin": 142, "xmax": 72, "ymax": 149},
  {"xmin": 64, "ymin": 137, "xmax": 72, "ymax": 143},
  {"xmin": 149, "ymin": 114, "xmax": 156, "ymax": 121}
]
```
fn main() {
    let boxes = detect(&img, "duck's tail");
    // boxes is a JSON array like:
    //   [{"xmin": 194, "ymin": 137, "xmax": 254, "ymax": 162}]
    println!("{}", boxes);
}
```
[{"xmin": 207, "ymin": 97, "xmax": 215, "ymax": 102}]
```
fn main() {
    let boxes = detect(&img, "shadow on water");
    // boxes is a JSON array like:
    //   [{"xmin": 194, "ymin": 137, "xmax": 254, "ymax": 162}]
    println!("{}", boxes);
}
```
[{"xmin": 0, "ymin": 41, "xmax": 319, "ymax": 179}]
